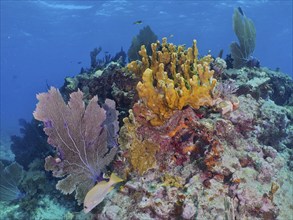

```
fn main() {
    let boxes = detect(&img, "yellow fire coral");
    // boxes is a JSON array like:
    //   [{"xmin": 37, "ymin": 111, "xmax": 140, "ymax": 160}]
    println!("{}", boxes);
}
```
[
  {"xmin": 128, "ymin": 38, "xmax": 217, "ymax": 126},
  {"xmin": 130, "ymin": 139, "xmax": 158, "ymax": 175},
  {"xmin": 118, "ymin": 110, "xmax": 158, "ymax": 175},
  {"xmin": 161, "ymin": 174, "xmax": 184, "ymax": 188}
]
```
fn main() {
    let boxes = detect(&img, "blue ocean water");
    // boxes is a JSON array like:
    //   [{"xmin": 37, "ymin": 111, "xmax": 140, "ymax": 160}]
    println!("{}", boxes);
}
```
[
  {"xmin": 0, "ymin": 1, "xmax": 292, "ymax": 137},
  {"xmin": 1, "ymin": 1, "xmax": 293, "ymax": 219}
]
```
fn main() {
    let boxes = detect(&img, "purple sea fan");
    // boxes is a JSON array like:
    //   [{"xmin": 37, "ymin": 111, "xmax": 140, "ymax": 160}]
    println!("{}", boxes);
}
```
[{"xmin": 33, "ymin": 87, "xmax": 118, "ymax": 204}]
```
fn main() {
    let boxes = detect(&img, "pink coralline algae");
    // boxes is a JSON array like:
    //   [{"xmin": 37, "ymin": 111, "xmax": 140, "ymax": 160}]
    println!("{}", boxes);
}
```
[
  {"xmin": 33, "ymin": 87, "xmax": 119, "ymax": 203},
  {"xmin": 132, "ymin": 104, "xmax": 223, "ymax": 172}
]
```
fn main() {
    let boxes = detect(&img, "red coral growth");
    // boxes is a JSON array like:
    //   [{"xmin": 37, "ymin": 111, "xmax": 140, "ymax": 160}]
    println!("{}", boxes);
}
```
[
  {"xmin": 204, "ymin": 140, "xmax": 223, "ymax": 170},
  {"xmin": 132, "ymin": 105, "xmax": 223, "ymax": 172}
]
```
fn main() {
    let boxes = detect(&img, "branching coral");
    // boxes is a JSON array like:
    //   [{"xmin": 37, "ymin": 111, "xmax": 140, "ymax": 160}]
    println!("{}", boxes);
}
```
[{"xmin": 128, "ymin": 38, "xmax": 217, "ymax": 126}]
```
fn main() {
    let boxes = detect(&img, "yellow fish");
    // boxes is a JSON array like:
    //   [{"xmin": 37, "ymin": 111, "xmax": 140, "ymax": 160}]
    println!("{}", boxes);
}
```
[{"xmin": 83, "ymin": 173, "xmax": 123, "ymax": 213}]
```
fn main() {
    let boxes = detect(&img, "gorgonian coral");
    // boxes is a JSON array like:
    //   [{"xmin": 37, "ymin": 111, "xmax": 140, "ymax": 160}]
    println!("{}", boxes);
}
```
[
  {"xmin": 230, "ymin": 8, "xmax": 256, "ymax": 68},
  {"xmin": 33, "ymin": 87, "xmax": 119, "ymax": 204},
  {"xmin": 127, "ymin": 25, "xmax": 158, "ymax": 62},
  {"xmin": 0, "ymin": 161, "xmax": 24, "ymax": 202}
]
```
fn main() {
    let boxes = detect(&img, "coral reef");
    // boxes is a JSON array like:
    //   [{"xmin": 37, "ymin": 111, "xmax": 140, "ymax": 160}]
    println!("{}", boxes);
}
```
[
  {"xmin": 224, "ymin": 67, "xmax": 293, "ymax": 150},
  {"xmin": 60, "ymin": 62, "xmax": 139, "ymax": 125},
  {"xmin": 224, "ymin": 67, "xmax": 293, "ymax": 105},
  {"xmin": 211, "ymin": 57, "xmax": 227, "ymax": 78},
  {"xmin": 257, "ymin": 100, "xmax": 290, "ymax": 149},
  {"xmin": 90, "ymin": 47, "xmax": 126, "ymax": 70},
  {"xmin": 0, "ymin": 158, "xmax": 84, "ymax": 219},
  {"xmin": 4, "ymin": 29, "xmax": 293, "ymax": 220},
  {"xmin": 97, "ymin": 65, "xmax": 293, "ymax": 220},
  {"xmin": 33, "ymin": 87, "xmax": 119, "ymax": 204},
  {"xmin": 128, "ymin": 38, "xmax": 217, "ymax": 126}
]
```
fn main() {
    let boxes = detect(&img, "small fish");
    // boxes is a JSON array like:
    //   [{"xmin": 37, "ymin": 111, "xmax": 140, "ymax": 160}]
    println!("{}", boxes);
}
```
[
  {"xmin": 83, "ymin": 173, "xmax": 123, "ymax": 213},
  {"xmin": 77, "ymin": 61, "xmax": 82, "ymax": 64},
  {"xmin": 133, "ymin": 20, "xmax": 142, "ymax": 25},
  {"xmin": 169, "ymin": 34, "xmax": 174, "ymax": 38},
  {"xmin": 238, "ymin": 7, "xmax": 244, "ymax": 16}
]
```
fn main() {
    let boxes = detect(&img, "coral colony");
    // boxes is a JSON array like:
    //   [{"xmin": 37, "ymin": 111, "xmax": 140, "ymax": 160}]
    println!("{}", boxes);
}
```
[{"xmin": 2, "ymin": 9, "xmax": 292, "ymax": 220}]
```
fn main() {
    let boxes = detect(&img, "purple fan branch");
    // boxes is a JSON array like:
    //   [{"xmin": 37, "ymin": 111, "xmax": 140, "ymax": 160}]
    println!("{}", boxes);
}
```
[
  {"xmin": 64, "ymin": 122, "xmax": 92, "ymax": 172},
  {"xmin": 33, "ymin": 87, "xmax": 119, "ymax": 203}
]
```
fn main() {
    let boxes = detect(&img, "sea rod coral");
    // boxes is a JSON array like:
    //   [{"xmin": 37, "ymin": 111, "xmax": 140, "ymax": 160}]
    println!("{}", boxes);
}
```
[{"xmin": 33, "ymin": 87, "xmax": 119, "ymax": 204}]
